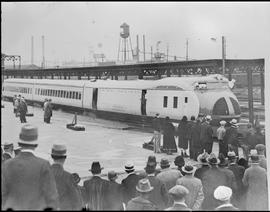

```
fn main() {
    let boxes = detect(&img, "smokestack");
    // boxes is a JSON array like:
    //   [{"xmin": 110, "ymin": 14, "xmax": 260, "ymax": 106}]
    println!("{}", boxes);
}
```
[
  {"xmin": 42, "ymin": 35, "xmax": 45, "ymax": 68},
  {"xmin": 31, "ymin": 36, "xmax": 34, "ymax": 65},
  {"xmin": 143, "ymin": 35, "xmax": 145, "ymax": 62},
  {"xmin": 136, "ymin": 34, "xmax": 139, "ymax": 62}
]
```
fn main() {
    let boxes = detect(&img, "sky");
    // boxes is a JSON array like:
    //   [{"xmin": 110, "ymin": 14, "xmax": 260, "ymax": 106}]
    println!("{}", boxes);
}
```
[{"xmin": 1, "ymin": 2, "xmax": 270, "ymax": 66}]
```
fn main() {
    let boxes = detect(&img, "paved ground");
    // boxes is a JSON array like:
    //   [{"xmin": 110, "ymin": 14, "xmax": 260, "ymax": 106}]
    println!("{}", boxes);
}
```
[{"xmin": 2, "ymin": 100, "xmax": 244, "ymax": 184}]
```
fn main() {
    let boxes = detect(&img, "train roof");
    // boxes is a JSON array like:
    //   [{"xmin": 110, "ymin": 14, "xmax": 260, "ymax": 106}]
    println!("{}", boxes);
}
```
[{"xmin": 4, "ymin": 74, "xmax": 229, "ymax": 90}]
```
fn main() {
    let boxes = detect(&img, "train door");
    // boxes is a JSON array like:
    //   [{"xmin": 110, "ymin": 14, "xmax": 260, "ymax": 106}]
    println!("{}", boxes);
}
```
[
  {"xmin": 141, "ymin": 90, "xmax": 147, "ymax": 115},
  {"xmin": 92, "ymin": 88, "xmax": 98, "ymax": 110}
]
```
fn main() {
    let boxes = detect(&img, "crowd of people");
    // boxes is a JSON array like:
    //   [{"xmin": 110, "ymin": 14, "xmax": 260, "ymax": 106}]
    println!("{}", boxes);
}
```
[
  {"xmin": 149, "ymin": 113, "xmax": 265, "ymax": 162},
  {"xmin": 1, "ymin": 123, "xmax": 268, "ymax": 211},
  {"xmin": 1, "ymin": 97, "xmax": 268, "ymax": 211}
]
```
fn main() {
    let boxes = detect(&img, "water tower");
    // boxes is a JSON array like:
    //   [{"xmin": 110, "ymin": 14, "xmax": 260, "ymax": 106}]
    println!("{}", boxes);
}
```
[{"xmin": 118, "ymin": 23, "xmax": 134, "ymax": 64}]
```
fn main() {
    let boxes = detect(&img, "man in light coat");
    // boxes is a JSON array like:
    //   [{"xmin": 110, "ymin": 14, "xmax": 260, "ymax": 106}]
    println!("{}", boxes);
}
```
[
  {"xmin": 176, "ymin": 165, "xmax": 204, "ymax": 210},
  {"xmin": 242, "ymin": 150, "xmax": 268, "ymax": 210},
  {"xmin": 156, "ymin": 158, "xmax": 182, "ymax": 191},
  {"xmin": 2, "ymin": 124, "xmax": 59, "ymax": 210}
]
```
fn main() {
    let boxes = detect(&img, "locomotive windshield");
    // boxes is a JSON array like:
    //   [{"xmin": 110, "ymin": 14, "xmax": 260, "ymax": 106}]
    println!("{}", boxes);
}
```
[{"xmin": 212, "ymin": 97, "xmax": 229, "ymax": 115}]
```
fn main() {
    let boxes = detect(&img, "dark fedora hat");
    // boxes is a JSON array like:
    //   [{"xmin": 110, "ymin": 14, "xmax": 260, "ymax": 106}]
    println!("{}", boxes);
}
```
[
  {"xmin": 147, "ymin": 155, "xmax": 157, "ymax": 167},
  {"xmin": 51, "ymin": 144, "xmax": 67, "ymax": 157},
  {"xmin": 18, "ymin": 124, "xmax": 38, "ymax": 146},
  {"xmin": 89, "ymin": 161, "xmax": 104, "ymax": 174},
  {"xmin": 174, "ymin": 155, "xmax": 185, "ymax": 167},
  {"xmin": 207, "ymin": 153, "xmax": 220, "ymax": 165}
]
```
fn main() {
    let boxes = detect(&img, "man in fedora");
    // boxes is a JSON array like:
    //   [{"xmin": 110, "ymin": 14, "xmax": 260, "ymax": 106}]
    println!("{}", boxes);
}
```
[
  {"xmin": 83, "ymin": 161, "xmax": 109, "ymax": 210},
  {"xmin": 242, "ymin": 150, "xmax": 268, "ymax": 210},
  {"xmin": 176, "ymin": 165, "xmax": 204, "ymax": 210},
  {"xmin": 105, "ymin": 171, "xmax": 124, "ymax": 210},
  {"xmin": 194, "ymin": 152, "xmax": 210, "ymax": 180},
  {"xmin": 200, "ymin": 115, "xmax": 213, "ymax": 154},
  {"xmin": 121, "ymin": 161, "xmax": 142, "ymax": 205},
  {"xmin": 2, "ymin": 124, "xmax": 59, "ymax": 210},
  {"xmin": 255, "ymin": 144, "xmax": 267, "ymax": 169},
  {"xmin": 144, "ymin": 159, "xmax": 169, "ymax": 210},
  {"xmin": 156, "ymin": 158, "xmax": 182, "ymax": 191},
  {"xmin": 2, "ymin": 141, "xmax": 14, "ymax": 162},
  {"xmin": 201, "ymin": 153, "xmax": 233, "ymax": 210},
  {"xmin": 214, "ymin": 186, "xmax": 238, "ymax": 210},
  {"xmin": 50, "ymin": 143, "xmax": 82, "ymax": 210},
  {"xmin": 227, "ymin": 151, "xmax": 245, "ymax": 209},
  {"xmin": 224, "ymin": 119, "xmax": 239, "ymax": 156},
  {"xmin": 165, "ymin": 185, "xmax": 191, "ymax": 211},
  {"xmin": 126, "ymin": 178, "xmax": 157, "ymax": 210}
]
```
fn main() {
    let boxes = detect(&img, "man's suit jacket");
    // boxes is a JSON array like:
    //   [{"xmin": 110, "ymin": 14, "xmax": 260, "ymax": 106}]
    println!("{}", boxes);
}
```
[
  {"xmin": 121, "ymin": 173, "xmax": 142, "ymax": 204},
  {"xmin": 2, "ymin": 151, "xmax": 59, "ymax": 210},
  {"xmin": 51, "ymin": 163, "xmax": 82, "ymax": 210},
  {"xmin": 83, "ymin": 175, "xmax": 109, "ymax": 210}
]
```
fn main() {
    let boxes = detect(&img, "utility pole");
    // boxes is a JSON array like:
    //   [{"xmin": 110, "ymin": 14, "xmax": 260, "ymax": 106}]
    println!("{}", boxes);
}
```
[
  {"xmin": 31, "ymin": 36, "xmax": 34, "ymax": 65},
  {"xmin": 166, "ymin": 43, "xmax": 169, "ymax": 62},
  {"xmin": 186, "ymin": 39, "xmax": 189, "ymax": 61},
  {"xmin": 41, "ymin": 35, "xmax": 45, "ymax": 69},
  {"xmin": 143, "ymin": 35, "xmax": 145, "ymax": 62},
  {"xmin": 222, "ymin": 36, "xmax": 226, "ymax": 76}
]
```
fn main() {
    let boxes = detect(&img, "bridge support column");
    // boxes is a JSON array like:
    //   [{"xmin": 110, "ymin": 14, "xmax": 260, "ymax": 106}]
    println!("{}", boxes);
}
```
[
  {"xmin": 260, "ymin": 67, "xmax": 265, "ymax": 105},
  {"xmin": 247, "ymin": 68, "xmax": 254, "ymax": 126}
]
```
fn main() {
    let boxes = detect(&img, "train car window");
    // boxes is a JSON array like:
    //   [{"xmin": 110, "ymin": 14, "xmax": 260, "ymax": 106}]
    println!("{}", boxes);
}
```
[
  {"xmin": 213, "ymin": 97, "xmax": 229, "ymax": 115},
  {"xmin": 173, "ymin": 97, "xmax": 178, "ymax": 108},
  {"xmin": 69, "ymin": 91, "xmax": 72, "ymax": 99},
  {"xmin": 61, "ymin": 90, "xmax": 64, "ymax": 98},
  {"xmin": 72, "ymin": 91, "xmax": 76, "ymax": 99},
  {"xmin": 230, "ymin": 97, "xmax": 241, "ymax": 115},
  {"xmin": 185, "ymin": 97, "xmax": 188, "ymax": 103},
  {"xmin": 163, "ymin": 96, "xmax": 168, "ymax": 108},
  {"xmin": 75, "ymin": 92, "xmax": 78, "ymax": 99},
  {"xmin": 78, "ymin": 93, "xmax": 81, "ymax": 100},
  {"xmin": 57, "ymin": 90, "xmax": 60, "ymax": 97}
]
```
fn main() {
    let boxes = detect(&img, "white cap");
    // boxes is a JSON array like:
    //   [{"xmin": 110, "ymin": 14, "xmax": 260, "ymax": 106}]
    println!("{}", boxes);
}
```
[
  {"xmin": 220, "ymin": 120, "xmax": 226, "ymax": 125},
  {"xmin": 230, "ymin": 119, "xmax": 237, "ymax": 124},
  {"xmin": 206, "ymin": 115, "xmax": 212, "ymax": 120},
  {"xmin": 214, "ymin": 186, "xmax": 232, "ymax": 201}
]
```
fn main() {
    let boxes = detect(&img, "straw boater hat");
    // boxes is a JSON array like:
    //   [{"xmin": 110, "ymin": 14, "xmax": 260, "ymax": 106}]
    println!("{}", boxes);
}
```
[
  {"xmin": 206, "ymin": 115, "xmax": 212, "ymax": 121},
  {"xmin": 181, "ymin": 165, "xmax": 195, "ymax": 174},
  {"xmin": 51, "ymin": 144, "xmax": 67, "ymax": 157},
  {"xmin": 227, "ymin": 151, "xmax": 237, "ymax": 160},
  {"xmin": 136, "ymin": 178, "xmax": 154, "ymax": 193},
  {"xmin": 219, "ymin": 120, "xmax": 226, "ymax": 126},
  {"xmin": 214, "ymin": 186, "xmax": 232, "ymax": 202},
  {"xmin": 125, "ymin": 161, "xmax": 135, "ymax": 173},
  {"xmin": 230, "ymin": 119, "xmax": 239, "ymax": 128},
  {"xmin": 207, "ymin": 153, "xmax": 220, "ymax": 165},
  {"xmin": 18, "ymin": 124, "xmax": 38, "ymax": 146},
  {"xmin": 197, "ymin": 152, "xmax": 210, "ymax": 164}
]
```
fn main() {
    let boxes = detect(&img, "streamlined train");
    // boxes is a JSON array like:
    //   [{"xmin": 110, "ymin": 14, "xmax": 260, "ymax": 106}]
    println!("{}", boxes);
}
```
[{"xmin": 2, "ymin": 74, "xmax": 241, "ymax": 125}]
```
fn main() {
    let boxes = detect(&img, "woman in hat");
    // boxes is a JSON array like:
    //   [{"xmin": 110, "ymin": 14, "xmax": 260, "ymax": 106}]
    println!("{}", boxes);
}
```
[
  {"xmin": 242, "ymin": 151, "xmax": 268, "ymax": 211},
  {"xmin": 177, "ymin": 116, "xmax": 189, "ymax": 157},
  {"xmin": 224, "ymin": 119, "xmax": 239, "ymax": 156},
  {"xmin": 176, "ymin": 165, "xmax": 204, "ymax": 210},
  {"xmin": 162, "ymin": 117, "xmax": 177, "ymax": 154}
]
